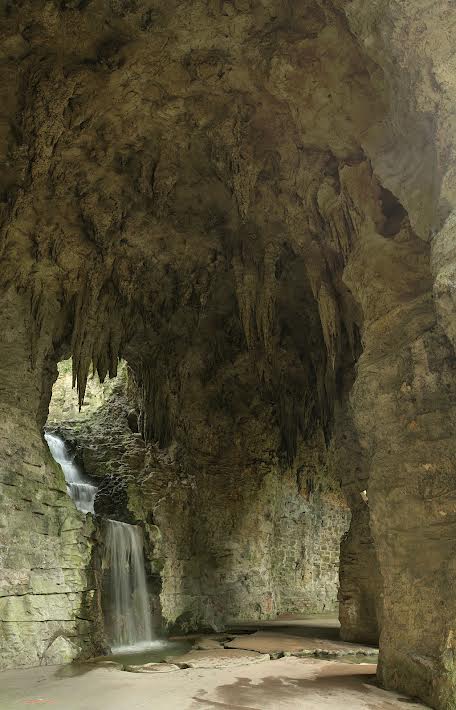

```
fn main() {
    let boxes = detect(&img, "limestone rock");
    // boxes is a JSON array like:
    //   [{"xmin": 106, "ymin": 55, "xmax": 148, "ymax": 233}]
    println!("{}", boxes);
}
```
[
  {"xmin": 41, "ymin": 636, "xmax": 80, "ymax": 665},
  {"xmin": 167, "ymin": 648, "xmax": 270, "ymax": 669},
  {"xmin": 123, "ymin": 662, "xmax": 180, "ymax": 673},
  {"xmin": 194, "ymin": 639, "xmax": 224, "ymax": 651},
  {"xmin": 54, "ymin": 370, "xmax": 349, "ymax": 634}
]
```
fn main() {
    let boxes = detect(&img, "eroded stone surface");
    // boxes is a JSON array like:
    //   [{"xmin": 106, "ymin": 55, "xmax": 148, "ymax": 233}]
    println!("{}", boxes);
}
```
[
  {"xmin": 0, "ymin": 290, "xmax": 103, "ymax": 670},
  {"xmin": 166, "ymin": 648, "xmax": 270, "ymax": 669},
  {"xmin": 0, "ymin": 657, "xmax": 430, "ymax": 709},
  {"xmin": 193, "ymin": 639, "xmax": 224, "ymax": 651},
  {"xmin": 41, "ymin": 636, "xmax": 80, "ymax": 666},
  {"xmin": 224, "ymin": 631, "xmax": 377, "ymax": 658},
  {"xmin": 124, "ymin": 662, "xmax": 180, "ymax": 673},
  {"xmin": 338, "ymin": 502, "xmax": 382, "ymax": 645}
]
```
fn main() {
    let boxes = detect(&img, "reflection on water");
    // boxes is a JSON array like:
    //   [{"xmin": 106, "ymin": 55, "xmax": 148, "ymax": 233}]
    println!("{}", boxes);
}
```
[{"xmin": 109, "ymin": 639, "xmax": 192, "ymax": 665}]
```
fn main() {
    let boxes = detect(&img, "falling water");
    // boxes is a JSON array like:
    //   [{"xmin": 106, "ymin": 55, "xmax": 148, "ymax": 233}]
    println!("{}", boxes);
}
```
[
  {"xmin": 45, "ymin": 431, "xmax": 155, "ymax": 651},
  {"xmin": 104, "ymin": 520, "xmax": 154, "ymax": 651},
  {"xmin": 45, "ymin": 432, "xmax": 97, "ymax": 514}
]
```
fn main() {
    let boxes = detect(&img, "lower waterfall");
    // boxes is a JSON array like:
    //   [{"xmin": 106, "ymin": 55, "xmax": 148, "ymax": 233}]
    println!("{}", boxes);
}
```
[{"xmin": 104, "ymin": 519, "xmax": 154, "ymax": 651}]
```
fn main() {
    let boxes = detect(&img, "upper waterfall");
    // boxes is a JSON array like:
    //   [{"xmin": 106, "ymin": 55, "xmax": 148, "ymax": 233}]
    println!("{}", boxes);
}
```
[{"xmin": 45, "ymin": 432, "xmax": 97, "ymax": 514}]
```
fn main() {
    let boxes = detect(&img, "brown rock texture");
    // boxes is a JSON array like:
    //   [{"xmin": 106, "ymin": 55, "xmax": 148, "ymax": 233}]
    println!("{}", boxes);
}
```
[
  {"xmin": 0, "ymin": 2, "xmax": 455, "ymax": 708},
  {"xmin": 338, "ymin": 501, "xmax": 382, "ymax": 646}
]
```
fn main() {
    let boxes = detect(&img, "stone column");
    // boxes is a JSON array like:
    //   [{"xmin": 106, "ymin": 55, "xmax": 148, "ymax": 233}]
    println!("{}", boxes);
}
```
[
  {"xmin": 354, "ymin": 310, "xmax": 456, "ymax": 709},
  {"xmin": 333, "ymin": 401, "xmax": 383, "ymax": 646},
  {"xmin": 339, "ymin": 163, "xmax": 456, "ymax": 708},
  {"xmin": 338, "ymin": 499, "xmax": 382, "ymax": 645}
]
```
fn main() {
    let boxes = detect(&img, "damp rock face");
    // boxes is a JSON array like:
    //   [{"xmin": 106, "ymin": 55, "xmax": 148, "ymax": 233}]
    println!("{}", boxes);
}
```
[
  {"xmin": 0, "ymin": 2, "xmax": 455, "ymax": 708},
  {"xmin": 0, "ymin": 292, "xmax": 103, "ymax": 670}
]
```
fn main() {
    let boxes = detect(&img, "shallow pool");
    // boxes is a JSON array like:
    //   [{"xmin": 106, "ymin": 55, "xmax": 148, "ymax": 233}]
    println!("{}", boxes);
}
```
[{"xmin": 107, "ymin": 640, "xmax": 193, "ymax": 666}]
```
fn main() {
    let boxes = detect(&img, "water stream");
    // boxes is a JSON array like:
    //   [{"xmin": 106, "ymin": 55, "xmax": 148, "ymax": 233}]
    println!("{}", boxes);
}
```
[
  {"xmin": 45, "ymin": 431, "xmax": 158, "ymax": 653},
  {"xmin": 104, "ymin": 520, "xmax": 154, "ymax": 651},
  {"xmin": 45, "ymin": 432, "xmax": 97, "ymax": 514}
]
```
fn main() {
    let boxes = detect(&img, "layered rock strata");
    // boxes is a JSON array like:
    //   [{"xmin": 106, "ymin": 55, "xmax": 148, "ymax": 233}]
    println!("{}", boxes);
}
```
[{"xmin": 0, "ymin": 291, "xmax": 102, "ymax": 669}]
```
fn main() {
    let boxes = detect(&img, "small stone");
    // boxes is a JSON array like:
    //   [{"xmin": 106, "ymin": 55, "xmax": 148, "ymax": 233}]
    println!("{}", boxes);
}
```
[
  {"xmin": 193, "ymin": 639, "xmax": 223, "ymax": 651},
  {"xmin": 123, "ymin": 662, "xmax": 180, "ymax": 673}
]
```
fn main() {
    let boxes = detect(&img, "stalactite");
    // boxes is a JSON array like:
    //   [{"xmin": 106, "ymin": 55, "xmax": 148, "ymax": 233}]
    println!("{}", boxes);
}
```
[
  {"xmin": 29, "ymin": 284, "xmax": 45, "ymax": 369},
  {"xmin": 255, "ymin": 242, "xmax": 278, "ymax": 358},
  {"xmin": 317, "ymin": 281, "xmax": 341, "ymax": 372},
  {"xmin": 71, "ymin": 277, "xmax": 100, "ymax": 407},
  {"xmin": 232, "ymin": 240, "xmax": 278, "ymax": 364},
  {"xmin": 70, "ymin": 272, "xmax": 131, "ymax": 408},
  {"xmin": 232, "ymin": 255, "xmax": 257, "ymax": 350},
  {"xmin": 135, "ymin": 356, "xmax": 174, "ymax": 449},
  {"xmin": 276, "ymin": 377, "xmax": 315, "ymax": 467}
]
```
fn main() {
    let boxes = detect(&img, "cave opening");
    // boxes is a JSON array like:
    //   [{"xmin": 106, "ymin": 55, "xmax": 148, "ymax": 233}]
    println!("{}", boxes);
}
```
[
  {"xmin": 43, "ymin": 355, "xmax": 355, "ymax": 657},
  {"xmin": 44, "ymin": 357, "xmax": 109, "ymax": 515},
  {"xmin": 44, "ymin": 358, "xmax": 166, "ymax": 655}
]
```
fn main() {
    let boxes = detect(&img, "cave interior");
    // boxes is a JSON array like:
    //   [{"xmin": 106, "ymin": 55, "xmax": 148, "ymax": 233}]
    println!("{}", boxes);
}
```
[{"xmin": 1, "ymin": 1, "xmax": 456, "ymax": 709}]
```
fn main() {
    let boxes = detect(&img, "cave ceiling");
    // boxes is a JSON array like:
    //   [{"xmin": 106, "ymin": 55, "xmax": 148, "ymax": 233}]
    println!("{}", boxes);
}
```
[{"xmin": 0, "ymin": 0, "xmax": 449, "ymax": 463}]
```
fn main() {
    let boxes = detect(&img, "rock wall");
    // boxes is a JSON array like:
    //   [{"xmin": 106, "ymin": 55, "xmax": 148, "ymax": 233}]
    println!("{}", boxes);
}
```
[
  {"xmin": 332, "ymin": 404, "xmax": 383, "ymax": 647},
  {"xmin": 0, "ymin": 290, "xmax": 102, "ymax": 670},
  {"xmin": 338, "ymin": 162, "xmax": 456, "ymax": 709},
  {"xmin": 153, "ymin": 468, "xmax": 349, "ymax": 631}
]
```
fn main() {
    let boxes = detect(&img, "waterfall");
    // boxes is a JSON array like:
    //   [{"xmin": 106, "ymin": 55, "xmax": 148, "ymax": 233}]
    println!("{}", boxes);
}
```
[
  {"xmin": 45, "ymin": 431, "xmax": 154, "ymax": 651},
  {"xmin": 104, "ymin": 520, "xmax": 154, "ymax": 651},
  {"xmin": 45, "ymin": 432, "xmax": 97, "ymax": 514}
]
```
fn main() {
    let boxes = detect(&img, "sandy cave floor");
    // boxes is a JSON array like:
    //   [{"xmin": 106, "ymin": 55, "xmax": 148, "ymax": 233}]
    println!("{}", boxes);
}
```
[
  {"xmin": 0, "ymin": 658, "xmax": 430, "ymax": 710},
  {"xmin": 0, "ymin": 617, "xmax": 429, "ymax": 710}
]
